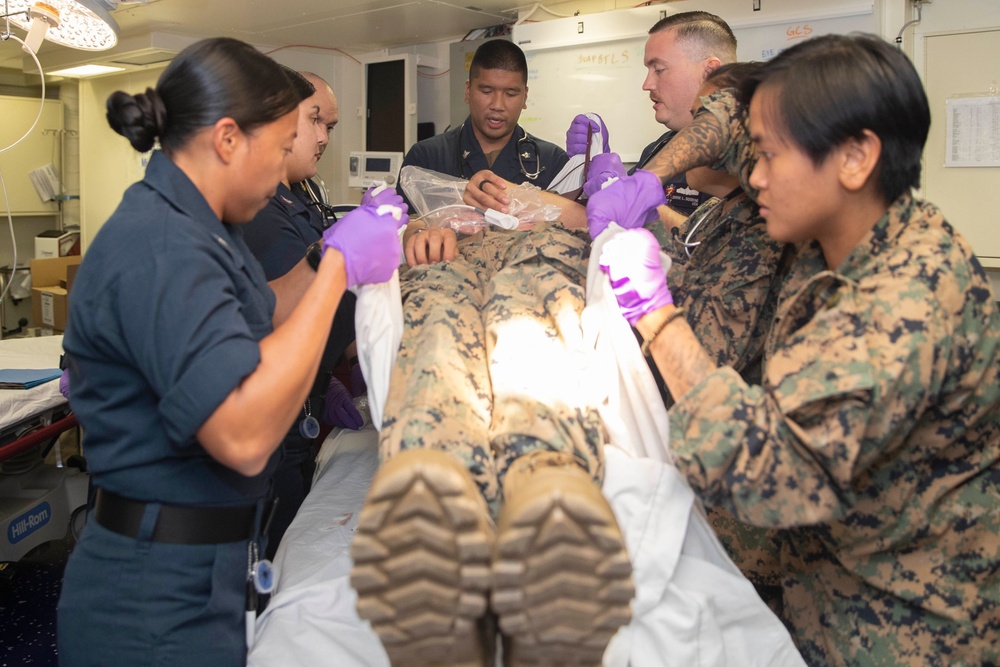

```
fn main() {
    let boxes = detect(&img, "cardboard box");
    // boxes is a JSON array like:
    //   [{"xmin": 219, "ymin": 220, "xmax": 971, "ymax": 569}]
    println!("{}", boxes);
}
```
[
  {"xmin": 35, "ymin": 230, "xmax": 80, "ymax": 259},
  {"xmin": 30, "ymin": 255, "xmax": 82, "ymax": 331}
]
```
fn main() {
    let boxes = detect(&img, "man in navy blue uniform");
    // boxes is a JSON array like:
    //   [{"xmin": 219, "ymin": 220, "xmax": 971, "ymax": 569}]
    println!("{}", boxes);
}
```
[
  {"xmin": 462, "ymin": 14, "xmax": 734, "ymax": 231},
  {"xmin": 244, "ymin": 71, "xmax": 342, "ymax": 283},
  {"xmin": 242, "ymin": 70, "xmax": 361, "ymax": 559},
  {"xmin": 397, "ymin": 39, "xmax": 567, "ymax": 212}
]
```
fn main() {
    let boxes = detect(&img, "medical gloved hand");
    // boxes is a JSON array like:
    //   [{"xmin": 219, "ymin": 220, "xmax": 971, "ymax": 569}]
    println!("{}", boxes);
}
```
[
  {"xmin": 361, "ymin": 184, "xmax": 408, "ymax": 212},
  {"xmin": 58, "ymin": 369, "xmax": 70, "ymax": 399},
  {"xmin": 599, "ymin": 227, "xmax": 673, "ymax": 327},
  {"xmin": 349, "ymin": 362, "xmax": 367, "ymax": 398},
  {"xmin": 583, "ymin": 152, "xmax": 627, "ymax": 199},
  {"xmin": 586, "ymin": 169, "xmax": 667, "ymax": 240},
  {"xmin": 566, "ymin": 113, "xmax": 610, "ymax": 157},
  {"xmin": 323, "ymin": 376, "xmax": 364, "ymax": 430},
  {"xmin": 322, "ymin": 203, "xmax": 408, "ymax": 288}
]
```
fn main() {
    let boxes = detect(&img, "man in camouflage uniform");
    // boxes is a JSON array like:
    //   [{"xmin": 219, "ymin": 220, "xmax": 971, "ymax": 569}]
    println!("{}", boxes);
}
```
[
  {"xmin": 646, "ymin": 61, "xmax": 792, "ymax": 398},
  {"xmin": 642, "ymin": 61, "xmax": 792, "ymax": 612},
  {"xmin": 350, "ymin": 221, "xmax": 634, "ymax": 666},
  {"xmin": 602, "ymin": 33, "xmax": 1000, "ymax": 666},
  {"xmin": 629, "ymin": 11, "xmax": 737, "ymax": 218}
]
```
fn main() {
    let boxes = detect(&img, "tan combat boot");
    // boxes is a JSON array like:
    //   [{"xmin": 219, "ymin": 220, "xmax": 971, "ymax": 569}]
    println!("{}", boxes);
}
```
[
  {"xmin": 492, "ymin": 450, "xmax": 634, "ymax": 666},
  {"xmin": 351, "ymin": 449, "xmax": 497, "ymax": 666}
]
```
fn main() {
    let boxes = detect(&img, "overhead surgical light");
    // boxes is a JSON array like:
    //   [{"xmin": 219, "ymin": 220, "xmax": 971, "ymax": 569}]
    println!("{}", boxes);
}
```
[{"xmin": 2, "ymin": 0, "xmax": 120, "ymax": 54}]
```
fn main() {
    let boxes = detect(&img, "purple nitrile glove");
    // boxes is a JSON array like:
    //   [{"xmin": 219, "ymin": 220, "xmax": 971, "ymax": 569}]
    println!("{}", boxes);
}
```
[
  {"xmin": 322, "ymin": 203, "xmax": 408, "ymax": 289},
  {"xmin": 599, "ymin": 227, "xmax": 673, "ymax": 327},
  {"xmin": 349, "ymin": 362, "xmax": 367, "ymax": 398},
  {"xmin": 565, "ymin": 113, "xmax": 610, "ymax": 157},
  {"xmin": 585, "ymin": 169, "xmax": 667, "ymax": 240},
  {"xmin": 58, "ymin": 369, "xmax": 70, "ymax": 399},
  {"xmin": 361, "ymin": 184, "xmax": 408, "ymax": 212},
  {"xmin": 323, "ymin": 376, "xmax": 364, "ymax": 430},
  {"xmin": 583, "ymin": 152, "xmax": 627, "ymax": 199}
]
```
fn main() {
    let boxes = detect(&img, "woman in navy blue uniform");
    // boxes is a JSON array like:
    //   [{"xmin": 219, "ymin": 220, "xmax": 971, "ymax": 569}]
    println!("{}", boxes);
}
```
[{"xmin": 56, "ymin": 37, "xmax": 405, "ymax": 666}]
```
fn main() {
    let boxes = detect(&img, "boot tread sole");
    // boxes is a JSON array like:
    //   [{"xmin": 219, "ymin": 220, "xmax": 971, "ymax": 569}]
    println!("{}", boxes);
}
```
[
  {"xmin": 493, "ymin": 466, "xmax": 634, "ymax": 667},
  {"xmin": 351, "ymin": 450, "xmax": 495, "ymax": 666}
]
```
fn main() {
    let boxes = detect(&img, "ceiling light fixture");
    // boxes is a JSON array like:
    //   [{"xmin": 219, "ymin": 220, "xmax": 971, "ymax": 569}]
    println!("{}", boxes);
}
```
[
  {"xmin": 2, "ymin": 0, "xmax": 120, "ymax": 53},
  {"xmin": 49, "ymin": 62, "xmax": 124, "ymax": 76}
]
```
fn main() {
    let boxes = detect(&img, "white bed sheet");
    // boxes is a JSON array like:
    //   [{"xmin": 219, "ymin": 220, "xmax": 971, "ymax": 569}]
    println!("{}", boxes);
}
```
[
  {"xmin": 0, "ymin": 335, "xmax": 66, "ymax": 432},
  {"xmin": 248, "ymin": 426, "xmax": 389, "ymax": 667},
  {"xmin": 249, "ymin": 428, "xmax": 806, "ymax": 667}
]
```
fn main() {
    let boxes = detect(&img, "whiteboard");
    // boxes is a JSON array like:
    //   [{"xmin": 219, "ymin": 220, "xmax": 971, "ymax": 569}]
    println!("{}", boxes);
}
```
[
  {"xmin": 515, "ymin": 5, "xmax": 875, "ymax": 163},
  {"xmin": 522, "ymin": 38, "xmax": 660, "ymax": 163},
  {"xmin": 734, "ymin": 12, "xmax": 879, "ymax": 62}
]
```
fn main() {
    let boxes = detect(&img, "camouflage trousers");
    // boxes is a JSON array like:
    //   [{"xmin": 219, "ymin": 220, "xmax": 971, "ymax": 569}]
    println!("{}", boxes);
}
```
[{"xmin": 378, "ymin": 222, "xmax": 608, "ymax": 516}]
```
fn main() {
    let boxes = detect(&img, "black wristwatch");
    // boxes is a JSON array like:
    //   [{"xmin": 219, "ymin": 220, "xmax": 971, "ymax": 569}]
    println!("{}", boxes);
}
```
[{"xmin": 305, "ymin": 241, "xmax": 323, "ymax": 271}]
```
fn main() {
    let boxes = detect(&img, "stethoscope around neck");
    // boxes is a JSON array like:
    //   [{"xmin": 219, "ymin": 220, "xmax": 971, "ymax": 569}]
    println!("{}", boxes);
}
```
[
  {"xmin": 680, "ymin": 187, "xmax": 742, "ymax": 258},
  {"xmin": 458, "ymin": 124, "xmax": 542, "ymax": 181}
]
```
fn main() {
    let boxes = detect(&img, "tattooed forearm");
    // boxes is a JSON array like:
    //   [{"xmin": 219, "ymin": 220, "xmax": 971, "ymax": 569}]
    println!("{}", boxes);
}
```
[
  {"xmin": 638, "ymin": 307, "xmax": 719, "ymax": 399},
  {"xmin": 643, "ymin": 111, "xmax": 726, "ymax": 184}
]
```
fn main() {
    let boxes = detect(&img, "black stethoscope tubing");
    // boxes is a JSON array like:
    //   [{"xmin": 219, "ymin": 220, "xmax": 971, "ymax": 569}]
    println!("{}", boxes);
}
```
[{"xmin": 457, "ymin": 124, "xmax": 542, "ymax": 181}]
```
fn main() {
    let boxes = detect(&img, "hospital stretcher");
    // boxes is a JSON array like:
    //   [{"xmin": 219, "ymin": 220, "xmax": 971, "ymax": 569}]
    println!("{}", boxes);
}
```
[
  {"xmin": 248, "ymin": 232, "xmax": 808, "ymax": 666},
  {"xmin": 248, "ymin": 427, "xmax": 806, "ymax": 667},
  {"xmin": 0, "ymin": 335, "xmax": 88, "ymax": 563},
  {"xmin": 248, "ymin": 283, "xmax": 805, "ymax": 667}
]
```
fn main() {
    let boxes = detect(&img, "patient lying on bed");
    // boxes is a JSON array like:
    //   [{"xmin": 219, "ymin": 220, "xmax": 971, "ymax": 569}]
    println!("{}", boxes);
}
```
[
  {"xmin": 247, "ymin": 162, "xmax": 808, "ymax": 667},
  {"xmin": 349, "ymin": 182, "xmax": 637, "ymax": 666}
]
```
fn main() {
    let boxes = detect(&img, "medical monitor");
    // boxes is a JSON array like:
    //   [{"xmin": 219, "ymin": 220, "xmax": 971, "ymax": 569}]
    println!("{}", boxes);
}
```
[{"xmin": 348, "ymin": 151, "xmax": 404, "ymax": 189}]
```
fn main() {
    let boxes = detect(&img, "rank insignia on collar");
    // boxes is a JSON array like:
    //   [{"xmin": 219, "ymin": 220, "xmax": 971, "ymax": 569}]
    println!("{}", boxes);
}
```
[
  {"xmin": 521, "ymin": 151, "xmax": 531, "ymax": 159},
  {"xmin": 462, "ymin": 150, "xmax": 470, "ymax": 159}
]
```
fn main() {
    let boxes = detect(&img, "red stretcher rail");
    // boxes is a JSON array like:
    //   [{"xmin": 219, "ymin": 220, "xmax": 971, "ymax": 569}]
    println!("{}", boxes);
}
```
[{"xmin": 0, "ymin": 412, "xmax": 78, "ymax": 464}]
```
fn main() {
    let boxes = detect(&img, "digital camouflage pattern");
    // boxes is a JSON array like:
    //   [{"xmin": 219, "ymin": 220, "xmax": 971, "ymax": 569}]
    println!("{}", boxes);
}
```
[
  {"xmin": 700, "ymin": 88, "xmax": 757, "ymax": 197},
  {"xmin": 670, "ymin": 192, "xmax": 1000, "ymax": 666},
  {"xmin": 378, "ymin": 222, "xmax": 607, "ymax": 517},
  {"xmin": 650, "ymin": 188, "xmax": 791, "ymax": 388}
]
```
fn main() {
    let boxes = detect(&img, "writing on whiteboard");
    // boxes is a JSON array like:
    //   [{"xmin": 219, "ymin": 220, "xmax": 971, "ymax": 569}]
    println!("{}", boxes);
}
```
[
  {"xmin": 759, "ymin": 23, "xmax": 814, "ymax": 60},
  {"xmin": 577, "ymin": 50, "xmax": 631, "ymax": 67},
  {"xmin": 786, "ymin": 24, "xmax": 814, "ymax": 41}
]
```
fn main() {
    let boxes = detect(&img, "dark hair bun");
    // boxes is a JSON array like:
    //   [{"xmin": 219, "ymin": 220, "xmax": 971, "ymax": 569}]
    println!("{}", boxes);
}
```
[{"xmin": 106, "ymin": 87, "xmax": 167, "ymax": 153}]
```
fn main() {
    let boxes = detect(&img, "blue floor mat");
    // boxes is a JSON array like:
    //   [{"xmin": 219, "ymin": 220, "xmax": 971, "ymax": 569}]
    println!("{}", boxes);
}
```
[{"xmin": 0, "ymin": 538, "xmax": 71, "ymax": 667}]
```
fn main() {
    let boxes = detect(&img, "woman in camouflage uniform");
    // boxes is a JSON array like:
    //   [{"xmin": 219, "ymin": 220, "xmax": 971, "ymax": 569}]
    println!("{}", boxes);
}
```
[{"xmin": 601, "ymin": 33, "xmax": 1000, "ymax": 667}]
